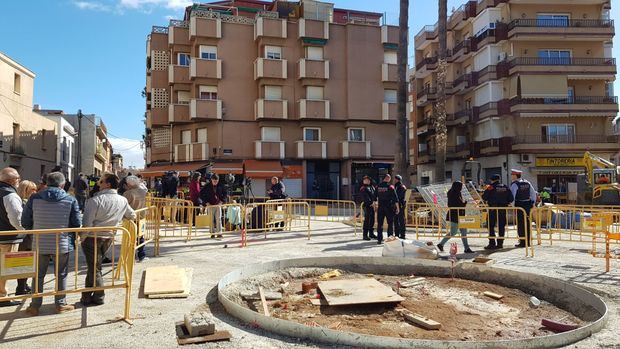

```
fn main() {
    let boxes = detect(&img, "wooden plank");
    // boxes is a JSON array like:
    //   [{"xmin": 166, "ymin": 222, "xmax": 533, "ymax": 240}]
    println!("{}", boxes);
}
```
[
  {"xmin": 144, "ymin": 266, "xmax": 186, "ymax": 295},
  {"xmin": 148, "ymin": 268, "xmax": 193, "ymax": 298},
  {"xmin": 177, "ymin": 330, "xmax": 232, "ymax": 345},
  {"xmin": 258, "ymin": 286, "xmax": 270, "ymax": 317},
  {"xmin": 399, "ymin": 277, "xmax": 426, "ymax": 288},
  {"xmin": 483, "ymin": 291, "xmax": 504, "ymax": 300},
  {"xmin": 318, "ymin": 278, "xmax": 404, "ymax": 306},
  {"xmin": 310, "ymin": 298, "xmax": 329, "ymax": 306},
  {"xmin": 397, "ymin": 309, "xmax": 441, "ymax": 330}
]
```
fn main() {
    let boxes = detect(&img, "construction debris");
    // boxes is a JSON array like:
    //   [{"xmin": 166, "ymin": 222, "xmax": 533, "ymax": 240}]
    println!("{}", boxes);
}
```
[
  {"xmin": 483, "ymin": 291, "xmax": 504, "ymax": 300},
  {"xmin": 259, "ymin": 286, "xmax": 270, "ymax": 317},
  {"xmin": 399, "ymin": 277, "xmax": 426, "ymax": 288},
  {"xmin": 240, "ymin": 290, "xmax": 282, "ymax": 301},
  {"xmin": 144, "ymin": 266, "xmax": 192, "ymax": 298},
  {"xmin": 541, "ymin": 318, "xmax": 579, "ymax": 333},
  {"xmin": 529, "ymin": 296, "xmax": 541, "ymax": 308},
  {"xmin": 301, "ymin": 281, "xmax": 318, "ymax": 294},
  {"xmin": 397, "ymin": 309, "xmax": 441, "ymax": 330},
  {"xmin": 176, "ymin": 320, "xmax": 231, "ymax": 345},
  {"xmin": 319, "ymin": 269, "xmax": 342, "ymax": 280},
  {"xmin": 317, "ymin": 278, "xmax": 404, "ymax": 306},
  {"xmin": 472, "ymin": 257, "xmax": 495, "ymax": 265},
  {"xmin": 184, "ymin": 312, "xmax": 215, "ymax": 337}
]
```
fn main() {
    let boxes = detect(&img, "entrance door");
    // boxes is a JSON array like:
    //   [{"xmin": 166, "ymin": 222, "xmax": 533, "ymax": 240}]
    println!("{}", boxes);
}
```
[{"xmin": 307, "ymin": 161, "xmax": 340, "ymax": 199}]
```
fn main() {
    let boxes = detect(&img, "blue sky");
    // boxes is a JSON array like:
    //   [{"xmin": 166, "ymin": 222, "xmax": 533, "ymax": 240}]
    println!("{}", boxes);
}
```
[{"xmin": 1, "ymin": 0, "xmax": 618, "ymax": 166}]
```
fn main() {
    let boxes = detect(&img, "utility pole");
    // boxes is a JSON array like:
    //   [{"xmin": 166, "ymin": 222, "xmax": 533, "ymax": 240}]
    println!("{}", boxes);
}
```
[{"xmin": 77, "ymin": 109, "xmax": 82, "ymax": 180}]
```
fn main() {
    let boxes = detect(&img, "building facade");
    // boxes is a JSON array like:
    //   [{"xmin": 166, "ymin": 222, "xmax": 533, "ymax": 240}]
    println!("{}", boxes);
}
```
[
  {"xmin": 144, "ymin": 0, "xmax": 399, "ymax": 199},
  {"xmin": 35, "ymin": 108, "xmax": 76, "ymax": 181},
  {"xmin": 0, "ymin": 52, "xmax": 58, "ymax": 181},
  {"xmin": 413, "ymin": 0, "xmax": 618, "ymax": 192}
]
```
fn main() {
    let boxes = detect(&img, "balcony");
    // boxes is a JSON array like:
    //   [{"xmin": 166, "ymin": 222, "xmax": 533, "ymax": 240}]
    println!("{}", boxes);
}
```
[
  {"xmin": 298, "ymin": 99, "xmax": 330, "ymax": 119},
  {"xmin": 508, "ymin": 19, "xmax": 614, "ymax": 41},
  {"xmin": 189, "ymin": 16, "xmax": 221, "ymax": 39},
  {"xmin": 416, "ymin": 86, "xmax": 437, "ymax": 106},
  {"xmin": 168, "ymin": 65, "xmax": 191, "ymax": 85},
  {"xmin": 512, "ymin": 135, "xmax": 620, "ymax": 152},
  {"xmin": 448, "ymin": 2, "xmax": 477, "ymax": 30},
  {"xmin": 255, "ymin": 99, "xmax": 288, "ymax": 119},
  {"xmin": 450, "ymin": 39, "xmax": 473, "ymax": 62},
  {"xmin": 505, "ymin": 57, "xmax": 616, "ymax": 78},
  {"xmin": 416, "ymin": 118, "xmax": 434, "ymax": 135},
  {"xmin": 254, "ymin": 58, "xmax": 287, "ymax": 79},
  {"xmin": 382, "ymin": 102, "xmax": 397, "ymax": 121},
  {"xmin": 9, "ymin": 144, "xmax": 25, "ymax": 157},
  {"xmin": 447, "ymin": 109, "xmax": 472, "ymax": 126},
  {"xmin": 298, "ymin": 59, "xmax": 329, "ymax": 80},
  {"xmin": 510, "ymin": 96, "xmax": 619, "ymax": 117},
  {"xmin": 340, "ymin": 141, "xmax": 371, "ymax": 159},
  {"xmin": 255, "ymin": 140, "xmax": 285, "ymax": 159},
  {"xmin": 452, "ymin": 73, "xmax": 476, "ymax": 94},
  {"xmin": 95, "ymin": 144, "xmax": 107, "ymax": 162},
  {"xmin": 299, "ymin": 18, "xmax": 329, "ymax": 40},
  {"xmin": 190, "ymin": 59, "xmax": 222, "ymax": 80},
  {"xmin": 414, "ymin": 23, "xmax": 438, "ymax": 49},
  {"xmin": 417, "ymin": 150, "xmax": 436, "ymax": 164},
  {"xmin": 168, "ymin": 25, "xmax": 190, "ymax": 49},
  {"xmin": 150, "ymin": 109, "xmax": 169, "ymax": 126},
  {"xmin": 175, "ymin": 142, "xmax": 209, "ymax": 162},
  {"xmin": 168, "ymin": 103, "xmax": 190, "ymax": 123},
  {"xmin": 296, "ymin": 141, "xmax": 327, "ymax": 159},
  {"xmin": 479, "ymin": 138, "xmax": 500, "ymax": 155},
  {"xmin": 381, "ymin": 25, "xmax": 399, "ymax": 45},
  {"xmin": 472, "ymin": 100, "xmax": 512, "ymax": 121},
  {"xmin": 382, "ymin": 63, "xmax": 397, "ymax": 82},
  {"xmin": 255, "ymin": 17, "xmax": 287, "ymax": 40},
  {"xmin": 190, "ymin": 99, "xmax": 222, "ymax": 120},
  {"xmin": 447, "ymin": 144, "xmax": 470, "ymax": 159},
  {"xmin": 415, "ymin": 56, "xmax": 438, "ymax": 78},
  {"xmin": 471, "ymin": 24, "xmax": 508, "ymax": 51}
]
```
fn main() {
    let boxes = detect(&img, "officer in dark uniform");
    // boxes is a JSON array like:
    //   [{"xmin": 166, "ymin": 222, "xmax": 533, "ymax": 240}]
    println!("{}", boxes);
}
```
[
  {"xmin": 510, "ymin": 169, "xmax": 537, "ymax": 248},
  {"xmin": 359, "ymin": 175, "xmax": 377, "ymax": 241},
  {"xmin": 482, "ymin": 174, "xmax": 514, "ymax": 249},
  {"xmin": 376, "ymin": 174, "xmax": 400, "ymax": 244},
  {"xmin": 393, "ymin": 175, "xmax": 407, "ymax": 239}
]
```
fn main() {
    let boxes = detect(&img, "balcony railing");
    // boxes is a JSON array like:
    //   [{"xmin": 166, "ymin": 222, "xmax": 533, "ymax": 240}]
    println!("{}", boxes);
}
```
[
  {"xmin": 9, "ymin": 144, "xmax": 25, "ymax": 155},
  {"xmin": 513, "ymin": 135, "xmax": 620, "ymax": 144},
  {"xmin": 508, "ymin": 19, "xmax": 614, "ymax": 30},
  {"xmin": 415, "ymin": 56, "xmax": 438, "ymax": 70},
  {"xmin": 510, "ymin": 96, "xmax": 618, "ymax": 105},
  {"xmin": 509, "ymin": 57, "xmax": 616, "ymax": 66}
]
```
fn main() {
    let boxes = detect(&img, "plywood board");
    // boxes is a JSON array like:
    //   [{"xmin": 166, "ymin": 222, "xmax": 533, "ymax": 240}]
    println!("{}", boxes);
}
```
[
  {"xmin": 318, "ymin": 278, "xmax": 404, "ymax": 306},
  {"xmin": 259, "ymin": 286, "xmax": 270, "ymax": 317},
  {"xmin": 147, "ymin": 268, "xmax": 193, "ymax": 298},
  {"xmin": 144, "ymin": 266, "xmax": 186, "ymax": 295}
]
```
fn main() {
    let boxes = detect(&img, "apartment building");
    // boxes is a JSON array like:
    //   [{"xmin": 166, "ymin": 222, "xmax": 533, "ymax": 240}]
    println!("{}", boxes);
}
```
[
  {"xmin": 144, "ymin": 0, "xmax": 399, "ymax": 199},
  {"xmin": 0, "ymin": 52, "xmax": 57, "ymax": 181},
  {"xmin": 35, "ymin": 107, "xmax": 77, "ymax": 181},
  {"xmin": 412, "ymin": 0, "xmax": 618, "ymax": 191}
]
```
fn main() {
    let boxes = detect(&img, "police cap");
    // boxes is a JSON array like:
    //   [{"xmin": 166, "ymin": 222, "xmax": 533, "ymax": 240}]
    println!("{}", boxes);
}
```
[{"xmin": 490, "ymin": 174, "xmax": 501, "ymax": 181}]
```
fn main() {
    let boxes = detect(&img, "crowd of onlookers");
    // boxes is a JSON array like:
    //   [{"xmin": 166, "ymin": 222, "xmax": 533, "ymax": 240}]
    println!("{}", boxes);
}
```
[{"xmin": 0, "ymin": 166, "xmax": 147, "ymax": 316}]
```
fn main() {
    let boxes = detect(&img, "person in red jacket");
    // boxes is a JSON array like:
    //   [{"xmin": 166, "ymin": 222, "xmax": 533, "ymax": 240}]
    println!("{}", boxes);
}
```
[{"xmin": 189, "ymin": 172, "xmax": 202, "ymax": 206}]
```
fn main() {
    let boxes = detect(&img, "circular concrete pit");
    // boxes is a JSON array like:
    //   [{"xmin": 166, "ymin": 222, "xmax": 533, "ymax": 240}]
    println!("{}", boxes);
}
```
[{"xmin": 217, "ymin": 257, "xmax": 608, "ymax": 349}]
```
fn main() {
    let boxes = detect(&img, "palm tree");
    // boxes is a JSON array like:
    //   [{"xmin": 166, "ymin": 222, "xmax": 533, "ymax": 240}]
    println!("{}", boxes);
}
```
[
  {"xmin": 395, "ymin": 0, "xmax": 410, "ymax": 186},
  {"xmin": 433, "ymin": 0, "xmax": 448, "ymax": 184}
]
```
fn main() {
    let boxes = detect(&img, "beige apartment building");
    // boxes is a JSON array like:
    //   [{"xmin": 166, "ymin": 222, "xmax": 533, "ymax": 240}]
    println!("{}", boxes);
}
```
[
  {"xmin": 0, "ymin": 52, "xmax": 57, "ymax": 181},
  {"xmin": 144, "ymin": 0, "xmax": 400, "ymax": 199},
  {"xmin": 412, "ymin": 0, "xmax": 618, "ymax": 192}
]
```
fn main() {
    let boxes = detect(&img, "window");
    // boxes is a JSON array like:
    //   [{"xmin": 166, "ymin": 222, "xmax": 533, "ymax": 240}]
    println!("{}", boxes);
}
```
[
  {"xmin": 265, "ymin": 86, "xmax": 282, "ymax": 100},
  {"xmin": 306, "ymin": 86, "xmax": 324, "ymax": 100},
  {"xmin": 41, "ymin": 129, "xmax": 46, "ymax": 150},
  {"xmin": 177, "ymin": 91, "xmax": 191, "ymax": 104},
  {"xmin": 606, "ymin": 82, "xmax": 614, "ymax": 97},
  {"xmin": 178, "ymin": 53, "xmax": 191, "ymax": 66},
  {"xmin": 13, "ymin": 73, "xmax": 21, "ymax": 94},
  {"xmin": 181, "ymin": 130, "xmax": 192, "ymax": 144},
  {"xmin": 348, "ymin": 128, "xmax": 364, "ymax": 142},
  {"xmin": 306, "ymin": 46, "xmax": 324, "ymax": 60},
  {"xmin": 197, "ymin": 128, "xmax": 207, "ymax": 143},
  {"xmin": 384, "ymin": 51, "xmax": 397, "ymax": 64},
  {"xmin": 537, "ymin": 14, "xmax": 569, "ymax": 27},
  {"xmin": 384, "ymin": 90, "xmax": 397, "ymax": 103},
  {"xmin": 542, "ymin": 124, "xmax": 575, "ymax": 144},
  {"xmin": 538, "ymin": 49, "xmax": 571, "ymax": 64},
  {"xmin": 465, "ymin": 98, "xmax": 472, "ymax": 110},
  {"xmin": 199, "ymin": 45, "xmax": 217, "ymax": 60},
  {"xmin": 199, "ymin": 86, "xmax": 218, "ymax": 100},
  {"xmin": 304, "ymin": 127, "xmax": 320, "ymax": 141},
  {"xmin": 62, "ymin": 136, "xmax": 67, "ymax": 161},
  {"xmin": 265, "ymin": 45, "xmax": 282, "ymax": 60},
  {"xmin": 456, "ymin": 135, "xmax": 467, "ymax": 146},
  {"xmin": 261, "ymin": 127, "xmax": 281, "ymax": 141},
  {"xmin": 567, "ymin": 87, "xmax": 574, "ymax": 103}
]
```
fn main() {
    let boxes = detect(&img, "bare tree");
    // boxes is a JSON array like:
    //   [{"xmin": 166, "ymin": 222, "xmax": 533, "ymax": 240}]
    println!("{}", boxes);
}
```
[
  {"xmin": 395, "ymin": 0, "xmax": 410, "ymax": 186},
  {"xmin": 432, "ymin": 0, "xmax": 448, "ymax": 184}
]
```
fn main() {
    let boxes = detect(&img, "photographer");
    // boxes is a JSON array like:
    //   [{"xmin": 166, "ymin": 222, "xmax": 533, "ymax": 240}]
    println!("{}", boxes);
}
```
[
  {"xmin": 267, "ymin": 177, "xmax": 287, "ymax": 200},
  {"xmin": 199, "ymin": 174, "xmax": 227, "ymax": 238}
]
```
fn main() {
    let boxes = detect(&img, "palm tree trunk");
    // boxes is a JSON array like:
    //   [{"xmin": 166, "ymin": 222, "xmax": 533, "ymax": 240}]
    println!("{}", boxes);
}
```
[
  {"xmin": 395, "ymin": 0, "xmax": 410, "ymax": 187},
  {"xmin": 433, "ymin": 0, "xmax": 448, "ymax": 184}
]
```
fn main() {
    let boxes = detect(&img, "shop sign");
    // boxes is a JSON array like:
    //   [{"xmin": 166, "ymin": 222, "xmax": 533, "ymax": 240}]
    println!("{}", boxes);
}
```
[{"xmin": 535, "ymin": 157, "xmax": 585, "ymax": 167}]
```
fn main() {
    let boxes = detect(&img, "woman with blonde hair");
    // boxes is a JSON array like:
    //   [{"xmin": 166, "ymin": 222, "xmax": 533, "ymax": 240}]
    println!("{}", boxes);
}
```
[{"xmin": 15, "ymin": 180, "xmax": 37, "ymax": 296}]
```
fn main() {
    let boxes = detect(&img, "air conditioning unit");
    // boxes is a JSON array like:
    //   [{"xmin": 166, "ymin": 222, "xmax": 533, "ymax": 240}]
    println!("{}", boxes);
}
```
[
  {"xmin": 520, "ymin": 154, "xmax": 531, "ymax": 163},
  {"xmin": 498, "ymin": 52, "xmax": 507, "ymax": 61}
]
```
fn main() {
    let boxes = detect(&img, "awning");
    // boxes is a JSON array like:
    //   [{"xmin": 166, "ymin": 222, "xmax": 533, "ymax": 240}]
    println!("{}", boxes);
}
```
[
  {"xmin": 282, "ymin": 165, "xmax": 303, "ymax": 179},
  {"xmin": 140, "ymin": 162, "xmax": 210, "ymax": 178},
  {"xmin": 531, "ymin": 167, "xmax": 584, "ymax": 175},
  {"xmin": 243, "ymin": 160, "xmax": 283, "ymax": 178},
  {"xmin": 210, "ymin": 161, "xmax": 243, "ymax": 175},
  {"xmin": 520, "ymin": 75, "xmax": 567, "ymax": 97}
]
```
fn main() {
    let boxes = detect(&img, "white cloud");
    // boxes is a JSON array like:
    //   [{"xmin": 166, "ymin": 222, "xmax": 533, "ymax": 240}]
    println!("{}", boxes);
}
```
[
  {"xmin": 73, "ymin": 1, "xmax": 112, "ymax": 11},
  {"xmin": 119, "ymin": 0, "xmax": 192, "ymax": 10},
  {"xmin": 108, "ymin": 137, "xmax": 145, "ymax": 169}
]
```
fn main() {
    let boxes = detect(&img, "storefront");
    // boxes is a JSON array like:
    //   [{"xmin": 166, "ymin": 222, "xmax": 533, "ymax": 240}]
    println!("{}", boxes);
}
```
[{"xmin": 532, "ymin": 157, "xmax": 584, "ymax": 202}]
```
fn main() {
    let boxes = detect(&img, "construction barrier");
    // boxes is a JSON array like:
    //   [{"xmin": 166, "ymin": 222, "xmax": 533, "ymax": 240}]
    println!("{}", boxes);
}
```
[
  {"xmin": 0, "ymin": 226, "xmax": 136, "ymax": 320},
  {"xmin": 243, "ymin": 201, "xmax": 311, "ymax": 246},
  {"xmin": 133, "ymin": 206, "xmax": 160, "ymax": 256},
  {"xmin": 191, "ymin": 203, "xmax": 245, "ymax": 241},
  {"xmin": 147, "ymin": 197, "xmax": 194, "ymax": 241},
  {"xmin": 270, "ymin": 198, "xmax": 358, "ymax": 235}
]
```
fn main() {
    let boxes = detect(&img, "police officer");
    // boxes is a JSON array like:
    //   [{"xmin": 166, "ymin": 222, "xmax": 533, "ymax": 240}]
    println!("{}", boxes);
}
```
[
  {"xmin": 393, "ymin": 175, "xmax": 407, "ymax": 239},
  {"xmin": 359, "ymin": 175, "xmax": 377, "ymax": 241},
  {"xmin": 510, "ymin": 169, "xmax": 537, "ymax": 248},
  {"xmin": 482, "ymin": 174, "xmax": 514, "ymax": 249},
  {"xmin": 376, "ymin": 174, "xmax": 400, "ymax": 244}
]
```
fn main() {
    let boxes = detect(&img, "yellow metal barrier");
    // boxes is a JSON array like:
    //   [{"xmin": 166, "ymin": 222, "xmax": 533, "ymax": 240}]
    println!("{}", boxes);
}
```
[
  {"xmin": 270, "ymin": 198, "xmax": 358, "ymax": 234},
  {"xmin": 243, "ymin": 201, "xmax": 311, "ymax": 245},
  {"xmin": 190, "ymin": 203, "xmax": 245, "ymax": 242},
  {"xmin": 133, "ymin": 206, "xmax": 160, "ymax": 256},
  {"xmin": 0, "ymin": 226, "xmax": 136, "ymax": 320},
  {"xmin": 147, "ymin": 197, "xmax": 194, "ymax": 242}
]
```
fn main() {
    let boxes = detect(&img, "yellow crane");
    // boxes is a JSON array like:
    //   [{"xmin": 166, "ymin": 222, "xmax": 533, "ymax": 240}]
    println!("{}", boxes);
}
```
[{"xmin": 583, "ymin": 151, "xmax": 620, "ymax": 204}]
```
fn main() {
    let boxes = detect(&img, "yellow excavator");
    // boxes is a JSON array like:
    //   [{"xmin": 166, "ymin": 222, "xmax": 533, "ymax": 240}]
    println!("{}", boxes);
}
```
[{"xmin": 581, "ymin": 151, "xmax": 620, "ymax": 205}]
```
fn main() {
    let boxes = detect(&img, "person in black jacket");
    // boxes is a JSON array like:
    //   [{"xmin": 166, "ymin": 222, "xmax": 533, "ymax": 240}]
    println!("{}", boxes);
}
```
[
  {"xmin": 199, "ymin": 174, "xmax": 227, "ymax": 238},
  {"xmin": 437, "ymin": 181, "xmax": 473, "ymax": 254},
  {"xmin": 482, "ymin": 174, "xmax": 514, "ymax": 250},
  {"xmin": 267, "ymin": 177, "xmax": 286, "ymax": 200},
  {"xmin": 359, "ymin": 175, "xmax": 377, "ymax": 240},
  {"xmin": 376, "ymin": 174, "xmax": 399, "ymax": 244},
  {"xmin": 393, "ymin": 175, "xmax": 407, "ymax": 239}
]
